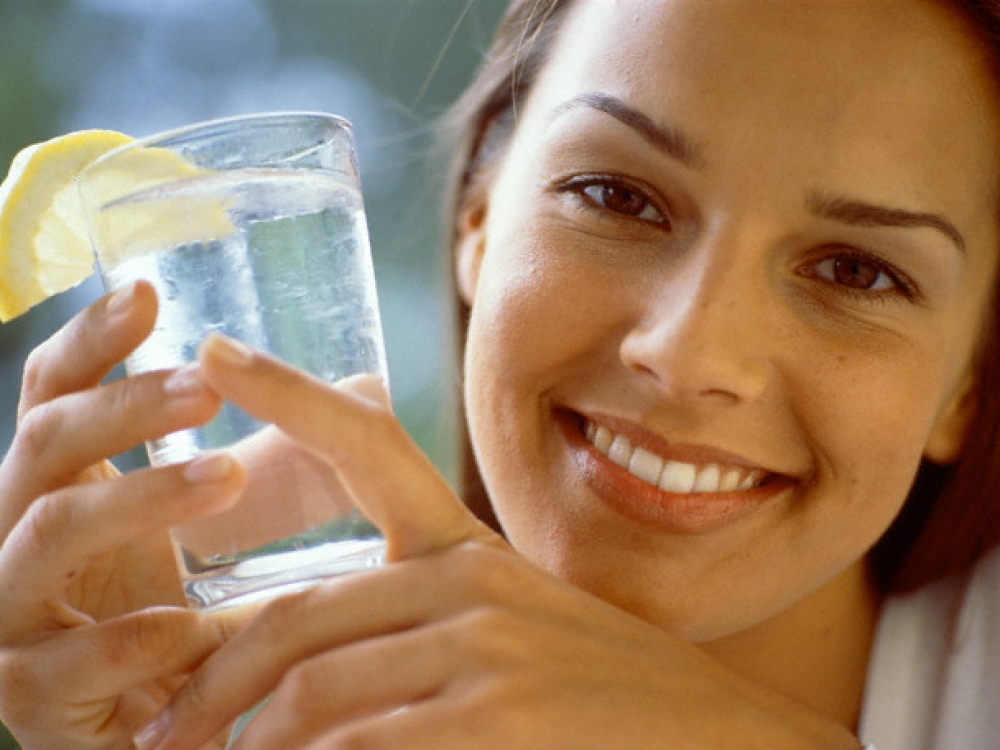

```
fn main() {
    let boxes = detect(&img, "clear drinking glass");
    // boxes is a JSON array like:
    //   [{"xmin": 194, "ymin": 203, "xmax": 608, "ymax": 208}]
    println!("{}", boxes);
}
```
[{"xmin": 77, "ymin": 112, "xmax": 388, "ymax": 610}]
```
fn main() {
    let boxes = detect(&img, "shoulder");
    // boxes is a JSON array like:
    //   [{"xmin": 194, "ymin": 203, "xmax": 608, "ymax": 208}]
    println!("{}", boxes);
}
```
[{"xmin": 860, "ymin": 545, "xmax": 1000, "ymax": 750}]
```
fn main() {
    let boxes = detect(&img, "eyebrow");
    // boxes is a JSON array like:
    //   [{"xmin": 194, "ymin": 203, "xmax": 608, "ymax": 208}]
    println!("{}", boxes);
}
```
[
  {"xmin": 808, "ymin": 193, "xmax": 967, "ymax": 255},
  {"xmin": 552, "ymin": 93, "xmax": 967, "ymax": 256},
  {"xmin": 552, "ymin": 92, "xmax": 706, "ymax": 169}
]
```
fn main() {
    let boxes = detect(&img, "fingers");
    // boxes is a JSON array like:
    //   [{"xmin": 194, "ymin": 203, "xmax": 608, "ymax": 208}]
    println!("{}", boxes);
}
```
[
  {"xmin": 1, "ymin": 281, "xmax": 223, "ymax": 541},
  {"xmin": 17, "ymin": 280, "xmax": 158, "ymax": 421},
  {"xmin": 0, "ymin": 453, "xmax": 246, "ymax": 641},
  {"xmin": 232, "ymin": 631, "xmax": 453, "ymax": 750},
  {"xmin": 164, "ymin": 630, "xmax": 452, "ymax": 750},
  {"xmin": 0, "ymin": 606, "xmax": 249, "ymax": 741},
  {"xmin": 135, "ymin": 543, "xmax": 526, "ymax": 750},
  {"xmin": 9, "ymin": 366, "xmax": 222, "ymax": 491},
  {"xmin": 196, "ymin": 334, "xmax": 495, "ymax": 560},
  {"xmin": 137, "ymin": 562, "xmax": 439, "ymax": 750},
  {"xmin": 0, "ymin": 366, "xmax": 226, "ymax": 542},
  {"xmin": 292, "ymin": 701, "xmax": 476, "ymax": 750}
]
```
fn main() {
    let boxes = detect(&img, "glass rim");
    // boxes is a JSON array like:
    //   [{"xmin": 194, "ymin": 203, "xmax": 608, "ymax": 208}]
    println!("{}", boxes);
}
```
[{"xmin": 76, "ymin": 110, "xmax": 354, "ymax": 179}]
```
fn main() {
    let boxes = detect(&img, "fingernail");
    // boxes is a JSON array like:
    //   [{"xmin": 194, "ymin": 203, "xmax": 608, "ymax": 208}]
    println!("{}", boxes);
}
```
[
  {"xmin": 184, "ymin": 452, "xmax": 235, "ymax": 484},
  {"xmin": 134, "ymin": 709, "xmax": 170, "ymax": 750},
  {"xmin": 203, "ymin": 334, "xmax": 254, "ymax": 367},
  {"xmin": 164, "ymin": 364, "xmax": 208, "ymax": 398},
  {"xmin": 106, "ymin": 282, "xmax": 136, "ymax": 318}
]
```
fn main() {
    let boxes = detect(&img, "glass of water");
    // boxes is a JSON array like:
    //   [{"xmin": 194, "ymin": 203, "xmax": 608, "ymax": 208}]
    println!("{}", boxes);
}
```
[{"xmin": 76, "ymin": 112, "xmax": 388, "ymax": 611}]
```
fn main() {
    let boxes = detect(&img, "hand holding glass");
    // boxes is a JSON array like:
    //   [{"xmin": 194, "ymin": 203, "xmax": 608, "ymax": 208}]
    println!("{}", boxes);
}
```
[{"xmin": 76, "ymin": 112, "xmax": 388, "ymax": 610}]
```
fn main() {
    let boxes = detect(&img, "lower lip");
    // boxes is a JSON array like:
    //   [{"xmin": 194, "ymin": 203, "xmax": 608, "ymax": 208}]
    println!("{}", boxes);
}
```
[{"xmin": 557, "ymin": 414, "xmax": 784, "ymax": 535}]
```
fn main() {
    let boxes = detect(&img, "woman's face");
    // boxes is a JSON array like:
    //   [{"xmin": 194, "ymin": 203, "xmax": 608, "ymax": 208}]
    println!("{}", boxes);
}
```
[{"xmin": 458, "ymin": 0, "xmax": 1000, "ymax": 642}]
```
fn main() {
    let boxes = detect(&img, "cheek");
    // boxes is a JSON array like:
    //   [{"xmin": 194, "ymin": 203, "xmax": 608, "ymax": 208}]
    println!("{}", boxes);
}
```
[
  {"xmin": 463, "ymin": 266, "xmax": 548, "ymax": 422},
  {"xmin": 462, "ymin": 266, "xmax": 560, "ymax": 535},
  {"xmin": 464, "ymin": 234, "xmax": 624, "ymax": 397},
  {"xmin": 461, "ymin": 244, "xmax": 557, "ymax": 456},
  {"xmin": 461, "ymin": 231, "xmax": 628, "ymax": 511},
  {"xmin": 793, "ymin": 346, "xmax": 949, "ymax": 519}
]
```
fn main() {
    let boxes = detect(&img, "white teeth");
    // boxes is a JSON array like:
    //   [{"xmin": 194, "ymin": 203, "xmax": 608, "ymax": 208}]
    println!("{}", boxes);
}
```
[
  {"xmin": 720, "ymin": 468, "xmax": 741, "ymax": 492},
  {"xmin": 584, "ymin": 420, "xmax": 764, "ymax": 494},
  {"xmin": 692, "ymin": 463, "xmax": 721, "ymax": 492},
  {"xmin": 629, "ymin": 447, "xmax": 664, "ymax": 485},
  {"xmin": 608, "ymin": 435, "xmax": 632, "ymax": 468},
  {"xmin": 590, "ymin": 424, "xmax": 614, "ymax": 454},
  {"xmin": 659, "ymin": 460, "xmax": 696, "ymax": 493}
]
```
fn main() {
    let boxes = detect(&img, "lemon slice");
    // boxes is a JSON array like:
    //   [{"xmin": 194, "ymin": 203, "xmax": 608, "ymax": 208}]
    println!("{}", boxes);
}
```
[
  {"xmin": 0, "ymin": 130, "xmax": 132, "ymax": 322},
  {"xmin": 79, "ymin": 149, "xmax": 235, "ymax": 269},
  {"xmin": 0, "ymin": 129, "xmax": 236, "ymax": 323}
]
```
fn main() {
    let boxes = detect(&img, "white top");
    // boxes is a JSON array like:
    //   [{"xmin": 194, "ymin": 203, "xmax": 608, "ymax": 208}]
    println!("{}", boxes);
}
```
[{"xmin": 859, "ymin": 544, "xmax": 1000, "ymax": 749}]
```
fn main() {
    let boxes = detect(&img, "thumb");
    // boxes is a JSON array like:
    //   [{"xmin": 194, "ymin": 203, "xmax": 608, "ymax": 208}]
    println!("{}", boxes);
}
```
[{"xmin": 196, "ymin": 334, "xmax": 498, "ymax": 560}]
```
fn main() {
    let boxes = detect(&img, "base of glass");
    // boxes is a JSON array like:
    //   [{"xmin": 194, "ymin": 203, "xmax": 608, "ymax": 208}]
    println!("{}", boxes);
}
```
[{"xmin": 182, "ymin": 537, "xmax": 386, "ymax": 611}]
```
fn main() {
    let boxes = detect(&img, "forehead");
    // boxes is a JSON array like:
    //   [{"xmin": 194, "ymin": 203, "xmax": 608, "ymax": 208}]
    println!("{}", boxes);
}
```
[
  {"xmin": 509, "ymin": 0, "xmax": 1000, "ymax": 241},
  {"xmin": 544, "ymin": 0, "xmax": 994, "ymax": 93}
]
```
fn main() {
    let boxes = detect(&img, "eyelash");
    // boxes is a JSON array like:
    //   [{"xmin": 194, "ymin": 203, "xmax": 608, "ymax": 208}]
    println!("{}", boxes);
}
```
[
  {"xmin": 555, "ymin": 174, "xmax": 670, "ymax": 227},
  {"xmin": 553, "ymin": 175, "xmax": 921, "ymax": 304},
  {"xmin": 797, "ymin": 249, "xmax": 921, "ymax": 304}
]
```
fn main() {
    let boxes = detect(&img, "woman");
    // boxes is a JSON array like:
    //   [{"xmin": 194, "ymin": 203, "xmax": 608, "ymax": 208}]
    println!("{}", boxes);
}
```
[{"xmin": 1, "ymin": 0, "xmax": 999, "ymax": 748}]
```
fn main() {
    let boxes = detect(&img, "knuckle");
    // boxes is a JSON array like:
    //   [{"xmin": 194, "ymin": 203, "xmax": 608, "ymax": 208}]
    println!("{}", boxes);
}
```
[
  {"xmin": 450, "ymin": 541, "xmax": 528, "ymax": 598},
  {"xmin": 250, "ymin": 599, "xmax": 295, "ymax": 645},
  {"xmin": 19, "ymin": 346, "xmax": 49, "ymax": 404},
  {"xmin": 257, "ymin": 657, "xmax": 341, "ymax": 744},
  {"xmin": 452, "ymin": 605, "xmax": 522, "ymax": 660},
  {"xmin": 276, "ymin": 658, "xmax": 331, "ymax": 716},
  {"xmin": 105, "ymin": 610, "xmax": 185, "ymax": 668},
  {"xmin": 252, "ymin": 585, "xmax": 322, "ymax": 642},
  {"xmin": 18, "ymin": 307, "xmax": 96, "ymax": 417},
  {"xmin": 19, "ymin": 491, "xmax": 73, "ymax": 553},
  {"xmin": 460, "ymin": 597, "xmax": 512, "ymax": 632},
  {"xmin": 104, "ymin": 377, "xmax": 145, "ymax": 421},
  {"xmin": 208, "ymin": 607, "xmax": 252, "ymax": 646},
  {"xmin": 14, "ymin": 402, "xmax": 62, "ymax": 463}
]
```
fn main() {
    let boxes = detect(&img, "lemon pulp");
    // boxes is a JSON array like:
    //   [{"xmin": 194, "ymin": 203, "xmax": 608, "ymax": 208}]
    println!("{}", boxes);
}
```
[{"xmin": 0, "ymin": 129, "xmax": 234, "ymax": 322}]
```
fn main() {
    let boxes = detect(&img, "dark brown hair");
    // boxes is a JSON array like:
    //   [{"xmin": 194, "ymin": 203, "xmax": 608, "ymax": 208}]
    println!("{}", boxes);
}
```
[{"xmin": 442, "ymin": 0, "xmax": 1000, "ymax": 591}]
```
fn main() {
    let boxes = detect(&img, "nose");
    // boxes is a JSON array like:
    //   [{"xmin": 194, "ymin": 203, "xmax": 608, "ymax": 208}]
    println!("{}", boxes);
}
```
[{"xmin": 619, "ymin": 245, "xmax": 775, "ymax": 406}]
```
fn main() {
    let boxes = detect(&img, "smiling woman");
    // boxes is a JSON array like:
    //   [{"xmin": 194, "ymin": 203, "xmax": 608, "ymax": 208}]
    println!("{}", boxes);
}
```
[
  {"xmin": 447, "ymin": 0, "xmax": 1000, "ymax": 742},
  {"xmin": 1, "ymin": 1, "xmax": 1000, "ymax": 750},
  {"xmin": 451, "ymin": 0, "xmax": 1000, "ymax": 590}
]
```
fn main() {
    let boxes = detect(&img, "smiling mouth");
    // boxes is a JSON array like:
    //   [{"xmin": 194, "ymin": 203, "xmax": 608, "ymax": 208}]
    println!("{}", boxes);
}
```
[{"xmin": 584, "ymin": 420, "xmax": 768, "ymax": 494}]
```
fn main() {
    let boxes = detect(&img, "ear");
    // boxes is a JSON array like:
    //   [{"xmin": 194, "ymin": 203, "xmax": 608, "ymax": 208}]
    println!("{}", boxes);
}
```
[
  {"xmin": 455, "ymin": 196, "xmax": 488, "ymax": 306},
  {"xmin": 924, "ymin": 369, "xmax": 978, "ymax": 465}
]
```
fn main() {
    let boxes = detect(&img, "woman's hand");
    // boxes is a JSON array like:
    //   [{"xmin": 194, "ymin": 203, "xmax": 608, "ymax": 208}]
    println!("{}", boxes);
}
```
[
  {"xmin": 134, "ymin": 334, "xmax": 860, "ymax": 750},
  {"xmin": 146, "ymin": 543, "xmax": 862, "ymax": 750},
  {"xmin": 0, "ymin": 282, "xmax": 248, "ymax": 750}
]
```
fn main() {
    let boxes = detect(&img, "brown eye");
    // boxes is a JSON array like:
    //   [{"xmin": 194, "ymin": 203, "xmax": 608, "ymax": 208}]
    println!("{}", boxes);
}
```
[
  {"xmin": 570, "ymin": 178, "xmax": 666, "ymax": 224},
  {"xmin": 813, "ymin": 256, "xmax": 894, "ymax": 291},
  {"xmin": 798, "ymin": 248, "xmax": 922, "ymax": 304},
  {"xmin": 584, "ymin": 184, "xmax": 650, "ymax": 217}
]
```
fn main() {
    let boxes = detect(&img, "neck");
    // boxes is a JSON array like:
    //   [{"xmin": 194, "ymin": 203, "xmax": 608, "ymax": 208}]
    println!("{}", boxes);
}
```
[{"xmin": 700, "ymin": 560, "xmax": 880, "ymax": 731}]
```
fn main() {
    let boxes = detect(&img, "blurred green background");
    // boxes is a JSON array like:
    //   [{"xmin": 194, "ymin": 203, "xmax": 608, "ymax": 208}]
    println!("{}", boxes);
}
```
[{"xmin": 0, "ymin": 0, "xmax": 505, "ymax": 745}]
